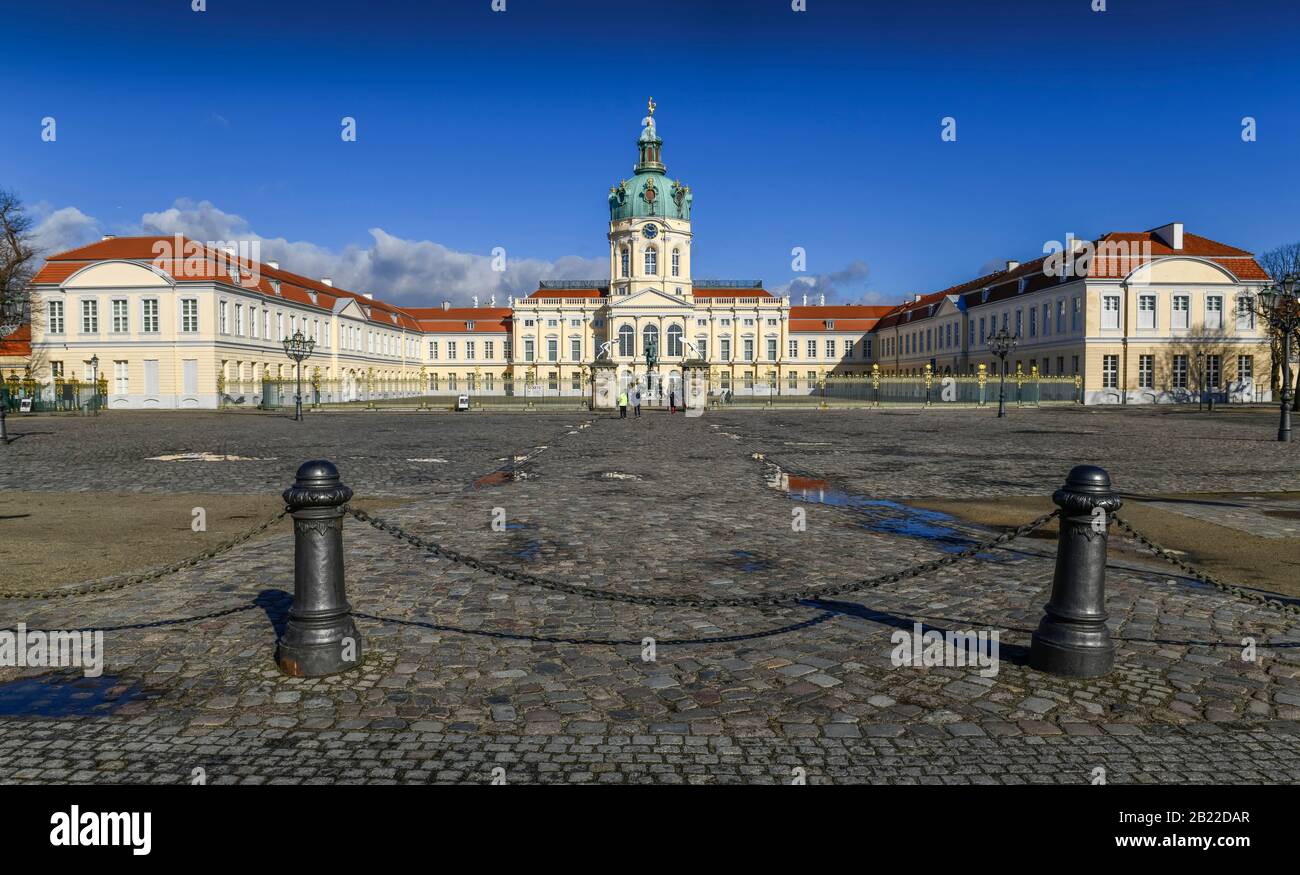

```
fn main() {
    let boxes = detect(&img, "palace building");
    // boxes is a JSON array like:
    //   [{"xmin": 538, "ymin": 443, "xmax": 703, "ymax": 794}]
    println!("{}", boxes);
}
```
[{"xmin": 8, "ymin": 103, "xmax": 1276, "ymax": 408}]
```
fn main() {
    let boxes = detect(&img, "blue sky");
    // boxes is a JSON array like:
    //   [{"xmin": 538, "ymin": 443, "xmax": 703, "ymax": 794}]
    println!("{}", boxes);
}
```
[{"xmin": 2, "ymin": 0, "xmax": 1297, "ymax": 307}]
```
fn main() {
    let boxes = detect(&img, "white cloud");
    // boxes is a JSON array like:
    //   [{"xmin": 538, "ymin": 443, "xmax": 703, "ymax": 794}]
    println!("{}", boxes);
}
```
[
  {"xmin": 773, "ymin": 259, "xmax": 884, "ymax": 305},
  {"xmin": 30, "ymin": 204, "xmax": 101, "ymax": 256},
  {"xmin": 42, "ymin": 198, "xmax": 606, "ymax": 308}
]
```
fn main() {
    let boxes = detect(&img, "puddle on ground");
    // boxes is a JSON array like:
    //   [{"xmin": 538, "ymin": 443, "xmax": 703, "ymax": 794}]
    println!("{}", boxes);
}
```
[
  {"xmin": 406, "ymin": 458, "xmax": 448, "ymax": 463},
  {"xmin": 148, "ymin": 452, "xmax": 273, "ymax": 462},
  {"xmin": 770, "ymin": 472, "xmax": 1003, "ymax": 559},
  {"xmin": 512, "ymin": 540, "xmax": 542, "ymax": 562},
  {"xmin": 729, "ymin": 550, "xmax": 773, "ymax": 572},
  {"xmin": 0, "ymin": 673, "xmax": 144, "ymax": 718},
  {"xmin": 598, "ymin": 472, "xmax": 643, "ymax": 481}
]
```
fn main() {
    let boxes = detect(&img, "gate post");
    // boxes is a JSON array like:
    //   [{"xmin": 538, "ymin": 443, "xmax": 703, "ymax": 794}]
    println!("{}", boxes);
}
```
[
  {"xmin": 1030, "ymin": 465, "xmax": 1120, "ymax": 678},
  {"xmin": 277, "ymin": 460, "xmax": 363, "ymax": 677}
]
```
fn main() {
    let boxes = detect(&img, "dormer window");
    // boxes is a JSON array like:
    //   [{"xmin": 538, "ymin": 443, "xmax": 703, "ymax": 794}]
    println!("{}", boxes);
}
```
[
  {"xmin": 466, "ymin": 321, "xmax": 476, "ymax": 331},
  {"xmin": 980, "ymin": 288, "xmax": 991, "ymax": 303},
  {"xmin": 825, "ymin": 320, "xmax": 835, "ymax": 330},
  {"xmin": 1017, "ymin": 278, "xmax": 1028, "ymax": 294},
  {"xmin": 308, "ymin": 291, "xmax": 318, "ymax": 305},
  {"xmin": 271, "ymin": 279, "xmax": 282, "ymax": 296}
]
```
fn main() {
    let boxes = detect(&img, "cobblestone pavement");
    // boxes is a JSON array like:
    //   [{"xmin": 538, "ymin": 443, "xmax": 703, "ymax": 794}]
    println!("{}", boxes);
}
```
[{"xmin": 2, "ymin": 407, "xmax": 1299, "ymax": 784}]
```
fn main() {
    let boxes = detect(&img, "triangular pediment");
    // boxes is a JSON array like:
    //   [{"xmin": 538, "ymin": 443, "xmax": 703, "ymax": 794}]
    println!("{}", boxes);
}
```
[
  {"xmin": 333, "ymin": 297, "xmax": 369, "ymax": 320},
  {"xmin": 609, "ymin": 287, "xmax": 693, "ymax": 308}
]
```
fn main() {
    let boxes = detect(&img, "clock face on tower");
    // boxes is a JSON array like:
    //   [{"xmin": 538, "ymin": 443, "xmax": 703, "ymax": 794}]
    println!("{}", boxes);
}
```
[{"xmin": 642, "ymin": 223, "xmax": 658, "ymax": 240}]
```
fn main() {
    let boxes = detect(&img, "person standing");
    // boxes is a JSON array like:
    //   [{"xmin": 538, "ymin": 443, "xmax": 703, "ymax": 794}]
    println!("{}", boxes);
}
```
[
  {"xmin": 669, "ymin": 390, "xmax": 676, "ymax": 413},
  {"xmin": 618, "ymin": 389, "xmax": 629, "ymax": 418},
  {"xmin": 633, "ymin": 386, "xmax": 642, "ymax": 418}
]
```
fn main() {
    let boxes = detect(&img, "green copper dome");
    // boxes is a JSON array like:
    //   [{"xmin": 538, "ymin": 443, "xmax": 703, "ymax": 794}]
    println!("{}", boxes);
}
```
[{"xmin": 609, "ymin": 107, "xmax": 692, "ymax": 222}]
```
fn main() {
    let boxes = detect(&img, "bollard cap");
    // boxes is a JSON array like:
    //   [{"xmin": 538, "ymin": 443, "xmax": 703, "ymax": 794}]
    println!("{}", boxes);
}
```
[
  {"xmin": 1063, "ymin": 464, "xmax": 1112, "ymax": 494},
  {"xmin": 283, "ymin": 459, "xmax": 353, "ymax": 509},
  {"xmin": 1054, "ymin": 464, "xmax": 1121, "ymax": 513}
]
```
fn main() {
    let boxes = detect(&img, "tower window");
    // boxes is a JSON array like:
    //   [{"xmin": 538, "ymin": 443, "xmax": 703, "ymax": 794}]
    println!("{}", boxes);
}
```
[
  {"xmin": 644, "ymin": 246, "xmax": 657, "ymax": 276},
  {"xmin": 620, "ymin": 247, "xmax": 629, "ymax": 278},
  {"xmin": 671, "ymin": 249, "xmax": 680, "ymax": 277}
]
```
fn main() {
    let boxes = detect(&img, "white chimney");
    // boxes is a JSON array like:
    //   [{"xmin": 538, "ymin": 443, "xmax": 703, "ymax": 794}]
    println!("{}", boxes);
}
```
[
  {"xmin": 266, "ymin": 260, "xmax": 279, "ymax": 270},
  {"xmin": 913, "ymin": 294, "xmax": 923, "ymax": 303},
  {"xmin": 1005, "ymin": 260, "xmax": 1020, "ymax": 271},
  {"xmin": 101, "ymin": 234, "xmax": 116, "ymax": 241},
  {"xmin": 819, "ymin": 294, "xmax": 825, "ymax": 306},
  {"xmin": 490, "ymin": 295, "xmax": 497, "ymax": 307},
  {"xmin": 442, "ymin": 301, "xmax": 451, "ymax": 311},
  {"xmin": 363, "ymin": 293, "xmax": 373, "ymax": 300},
  {"xmin": 508, "ymin": 295, "xmax": 514, "ymax": 308},
  {"xmin": 802, "ymin": 294, "xmax": 808, "ymax": 307},
  {"xmin": 473, "ymin": 295, "xmax": 479, "ymax": 308},
  {"xmin": 321, "ymin": 277, "xmax": 334, "ymax": 287},
  {"xmin": 1153, "ymin": 222, "xmax": 1184, "ymax": 250}
]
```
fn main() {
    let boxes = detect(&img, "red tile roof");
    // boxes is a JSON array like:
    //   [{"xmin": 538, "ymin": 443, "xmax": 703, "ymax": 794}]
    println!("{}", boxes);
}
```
[{"xmin": 0, "ymin": 323, "xmax": 32, "ymax": 359}]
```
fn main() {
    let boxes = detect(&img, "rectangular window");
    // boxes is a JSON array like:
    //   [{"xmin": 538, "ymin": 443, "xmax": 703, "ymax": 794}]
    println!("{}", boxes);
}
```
[
  {"xmin": 182, "ymin": 359, "xmax": 198, "ymax": 395},
  {"xmin": 767, "ymin": 338, "xmax": 778, "ymax": 361},
  {"xmin": 447, "ymin": 341, "xmax": 457, "ymax": 360},
  {"xmin": 524, "ymin": 339, "xmax": 535, "ymax": 362},
  {"xmin": 485, "ymin": 341, "xmax": 495, "ymax": 360},
  {"xmin": 110, "ymin": 300, "xmax": 129, "ymax": 333},
  {"xmin": 1205, "ymin": 354, "xmax": 1221, "ymax": 389},
  {"xmin": 1172, "ymin": 294, "xmax": 1189, "ymax": 330},
  {"xmin": 219, "ymin": 301, "xmax": 229, "ymax": 334},
  {"xmin": 143, "ymin": 360, "xmax": 159, "ymax": 395},
  {"xmin": 826, "ymin": 339, "xmax": 836, "ymax": 358},
  {"xmin": 114, "ymin": 360, "xmax": 129, "ymax": 394},
  {"xmin": 1205, "ymin": 295, "xmax": 1223, "ymax": 330},
  {"xmin": 1237, "ymin": 354, "xmax": 1253, "ymax": 381},
  {"xmin": 788, "ymin": 339, "xmax": 798, "ymax": 358},
  {"xmin": 570, "ymin": 338, "xmax": 581, "ymax": 360},
  {"xmin": 787, "ymin": 371, "xmax": 798, "ymax": 390},
  {"xmin": 1102, "ymin": 354, "xmax": 1118, "ymax": 388},
  {"xmin": 547, "ymin": 339, "xmax": 558, "ymax": 362},
  {"xmin": 428, "ymin": 341, "xmax": 439, "ymax": 360},
  {"xmin": 503, "ymin": 339, "xmax": 512, "ymax": 360},
  {"xmin": 448, "ymin": 374, "xmax": 457, "ymax": 392},
  {"xmin": 250, "ymin": 306, "xmax": 258, "ymax": 339},
  {"xmin": 1101, "ymin": 295, "xmax": 1120, "ymax": 330},
  {"xmin": 1138, "ymin": 354, "xmax": 1154, "ymax": 389},
  {"xmin": 236, "ymin": 303, "xmax": 245, "ymax": 336},
  {"xmin": 720, "ymin": 338, "xmax": 731, "ymax": 360},
  {"xmin": 1137, "ymin": 294, "xmax": 1156, "ymax": 330},
  {"xmin": 1236, "ymin": 296, "xmax": 1255, "ymax": 330},
  {"xmin": 1028, "ymin": 308, "xmax": 1037, "ymax": 337},
  {"xmin": 806, "ymin": 340, "xmax": 817, "ymax": 358},
  {"xmin": 81, "ymin": 299, "xmax": 98, "ymax": 333},
  {"xmin": 46, "ymin": 300, "xmax": 64, "ymax": 334},
  {"xmin": 1071, "ymin": 355, "xmax": 1079, "ymax": 375},
  {"xmin": 1042, "ymin": 303, "xmax": 1051, "ymax": 337},
  {"xmin": 180, "ymin": 300, "xmax": 199, "ymax": 333},
  {"xmin": 1056, "ymin": 300, "xmax": 1065, "ymax": 333},
  {"xmin": 743, "ymin": 338, "xmax": 754, "ymax": 361},
  {"xmin": 743, "ymin": 371, "xmax": 754, "ymax": 390},
  {"xmin": 465, "ymin": 341, "xmax": 476, "ymax": 360},
  {"xmin": 1172, "ymin": 354, "xmax": 1188, "ymax": 389},
  {"xmin": 978, "ymin": 317, "xmax": 986, "ymax": 344},
  {"xmin": 1071, "ymin": 297, "xmax": 1081, "ymax": 331},
  {"xmin": 140, "ymin": 299, "xmax": 159, "ymax": 333}
]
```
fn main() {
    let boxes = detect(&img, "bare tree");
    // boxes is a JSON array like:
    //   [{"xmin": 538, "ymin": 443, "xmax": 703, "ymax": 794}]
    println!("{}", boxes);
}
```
[
  {"xmin": 1255, "ymin": 242, "xmax": 1300, "ymax": 410},
  {"xmin": 0, "ymin": 189, "xmax": 45, "ymax": 378}
]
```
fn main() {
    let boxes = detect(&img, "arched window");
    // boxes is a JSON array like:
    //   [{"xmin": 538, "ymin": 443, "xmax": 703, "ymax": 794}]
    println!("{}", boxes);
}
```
[
  {"xmin": 644, "ymin": 246, "xmax": 657, "ymax": 276},
  {"xmin": 667, "ymin": 323, "xmax": 683, "ymax": 357},
  {"xmin": 618, "ymin": 324, "xmax": 634, "ymax": 357},
  {"xmin": 671, "ymin": 249, "xmax": 680, "ymax": 277},
  {"xmin": 642, "ymin": 324, "xmax": 660, "ymax": 359},
  {"xmin": 620, "ymin": 247, "xmax": 629, "ymax": 278}
]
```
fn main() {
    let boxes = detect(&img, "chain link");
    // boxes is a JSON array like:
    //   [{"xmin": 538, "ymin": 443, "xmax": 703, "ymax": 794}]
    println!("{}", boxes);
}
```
[
  {"xmin": 1111, "ymin": 513, "xmax": 1300, "ymax": 619},
  {"xmin": 0, "ymin": 510, "xmax": 289, "ymax": 600},
  {"xmin": 345, "ymin": 505, "xmax": 1059, "ymax": 608}
]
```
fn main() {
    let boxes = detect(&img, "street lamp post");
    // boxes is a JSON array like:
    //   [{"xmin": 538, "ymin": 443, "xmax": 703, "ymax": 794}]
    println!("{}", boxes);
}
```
[
  {"xmin": 0, "ymin": 294, "xmax": 22, "ymax": 445},
  {"xmin": 987, "ymin": 328, "xmax": 1019, "ymax": 418},
  {"xmin": 282, "ymin": 330, "xmax": 316, "ymax": 422},
  {"xmin": 1259, "ymin": 274, "xmax": 1300, "ymax": 442}
]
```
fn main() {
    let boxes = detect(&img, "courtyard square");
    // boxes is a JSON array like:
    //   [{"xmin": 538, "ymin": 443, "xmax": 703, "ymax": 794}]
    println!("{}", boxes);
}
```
[{"xmin": 1, "ymin": 406, "xmax": 1298, "ymax": 784}]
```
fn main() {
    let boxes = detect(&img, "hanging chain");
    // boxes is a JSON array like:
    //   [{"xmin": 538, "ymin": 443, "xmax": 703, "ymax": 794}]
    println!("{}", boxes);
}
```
[
  {"xmin": 345, "ymin": 506, "xmax": 1059, "ymax": 608},
  {"xmin": 1112, "ymin": 513, "xmax": 1300, "ymax": 619},
  {"xmin": 0, "ymin": 510, "xmax": 289, "ymax": 600}
]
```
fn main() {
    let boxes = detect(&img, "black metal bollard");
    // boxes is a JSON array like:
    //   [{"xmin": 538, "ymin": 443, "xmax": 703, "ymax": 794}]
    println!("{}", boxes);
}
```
[
  {"xmin": 1029, "ymin": 465, "xmax": 1121, "ymax": 678},
  {"xmin": 277, "ymin": 460, "xmax": 363, "ymax": 677}
]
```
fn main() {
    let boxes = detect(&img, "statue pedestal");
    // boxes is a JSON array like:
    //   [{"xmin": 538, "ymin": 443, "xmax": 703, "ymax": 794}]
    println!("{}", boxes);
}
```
[{"xmin": 591, "ymin": 360, "xmax": 618, "ymax": 410}]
